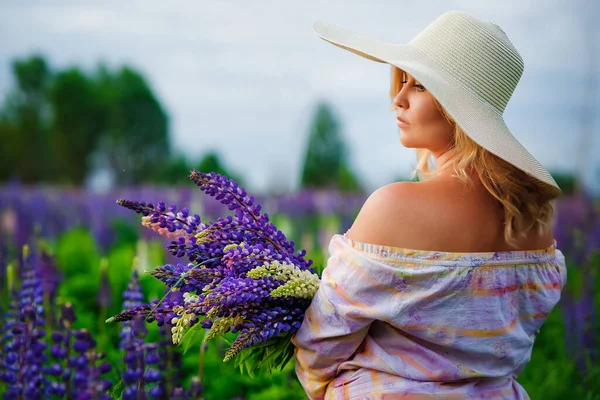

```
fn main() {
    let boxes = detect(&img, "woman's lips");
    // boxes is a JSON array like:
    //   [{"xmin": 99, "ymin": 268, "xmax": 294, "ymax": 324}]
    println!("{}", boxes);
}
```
[{"xmin": 397, "ymin": 116, "xmax": 410, "ymax": 127}]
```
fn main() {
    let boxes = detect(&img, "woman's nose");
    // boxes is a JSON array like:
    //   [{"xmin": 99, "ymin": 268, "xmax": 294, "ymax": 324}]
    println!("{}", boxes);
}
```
[{"xmin": 394, "ymin": 89, "xmax": 408, "ymax": 109}]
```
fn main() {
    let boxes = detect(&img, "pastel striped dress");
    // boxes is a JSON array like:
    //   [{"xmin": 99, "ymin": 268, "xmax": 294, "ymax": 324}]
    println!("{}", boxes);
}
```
[{"xmin": 291, "ymin": 232, "xmax": 567, "ymax": 399}]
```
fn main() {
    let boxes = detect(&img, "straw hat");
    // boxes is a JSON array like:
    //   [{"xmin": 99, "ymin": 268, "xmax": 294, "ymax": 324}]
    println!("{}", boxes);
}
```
[{"xmin": 312, "ymin": 10, "xmax": 561, "ymax": 196}]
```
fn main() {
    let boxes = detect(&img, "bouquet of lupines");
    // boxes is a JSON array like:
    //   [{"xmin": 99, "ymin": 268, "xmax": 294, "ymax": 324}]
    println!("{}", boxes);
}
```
[{"xmin": 106, "ymin": 170, "xmax": 321, "ymax": 375}]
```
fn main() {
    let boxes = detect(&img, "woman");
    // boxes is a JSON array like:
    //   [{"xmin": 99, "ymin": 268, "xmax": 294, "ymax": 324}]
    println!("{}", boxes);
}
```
[{"xmin": 291, "ymin": 10, "xmax": 567, "ymax": 400}]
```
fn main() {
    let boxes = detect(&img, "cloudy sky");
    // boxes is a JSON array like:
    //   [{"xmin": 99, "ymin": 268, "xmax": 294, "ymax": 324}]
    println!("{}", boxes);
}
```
[{"xmin": 1, "ymin": 0, "xmax": 599, "ymax": 194}]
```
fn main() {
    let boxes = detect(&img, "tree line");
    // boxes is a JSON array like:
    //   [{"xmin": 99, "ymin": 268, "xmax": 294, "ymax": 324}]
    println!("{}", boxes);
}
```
[{"xmin": 0, "ymin": 54, "xmax": 364, "ymax": 193}]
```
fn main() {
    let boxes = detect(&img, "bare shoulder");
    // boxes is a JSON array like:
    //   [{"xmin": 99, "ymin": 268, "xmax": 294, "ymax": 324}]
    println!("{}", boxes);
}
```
[
  {"xmin": 346, "ymin": 178, "xmax": 555, "ymax": 252},
  {"xmin": 346, "ymin": 181, "xmax": 431, "ymax": 248}
]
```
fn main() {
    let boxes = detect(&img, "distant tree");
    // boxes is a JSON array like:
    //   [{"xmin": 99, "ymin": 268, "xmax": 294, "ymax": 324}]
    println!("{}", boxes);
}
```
[
  {"xmin": 337, "ymin": 163, "xmax": 364, "ymax": 193},
  {"xmin": 93, "ymin": 65, "xmax": 170, "ymax": 185},
  {"xmin": 300, "ymin": 101, "xmax": 361, "ymax": 191},
  {"xmin": 0, "ymin": 55, "xmax": 52, "ymax": 183},
  {"xmin": 50, "ymin": 68, "xmax": 104, "ymax": 184},
  {"xmin": 194, "ymin": 151, "xmax": 246, "ymax": 188},
  {"xmin": 154, "ymin": 150, "xmax": 246, "ymax": 187},
  {"xmin": 550, "ymin": 171, "xmax": 577, "ymax": 195},
  {"xmin": 0, "ymin": 55, "xmax": 173, "ymax": 186},
  {"xmin": 154, "ymin": 154, "xmax": 194, "ymax": 185},
  {"xmin": 0, "ymin": 113, "xmax": 19, "ymax": 182}
]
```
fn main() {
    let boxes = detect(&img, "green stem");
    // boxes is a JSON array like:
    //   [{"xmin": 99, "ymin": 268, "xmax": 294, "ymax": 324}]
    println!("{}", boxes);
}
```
[
  {"xmin": 98, "ymin": 306, "xmax": 107, "ymax": 351},
  {"xmin": 198, "ymin": 339, "xmax": 206, "ymax": 382}
]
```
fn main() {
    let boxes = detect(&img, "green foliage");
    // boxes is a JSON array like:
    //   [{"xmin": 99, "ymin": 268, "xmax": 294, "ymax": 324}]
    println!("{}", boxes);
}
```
[
  {"xmin": 517, "ymin": 250, "xmax": 600, "ymax": 398},
  {"xmin": 154, "ymin": 154, "xmax": 196, "ymax": 185},
  {"xmin": 28, "ymin": 212, "xmax": 600, "ymax": 399},
  {"xmin": 300, "ymin": 101, "xmax": 360, "ymax": 191},
  {"xmin": 13, "ymin": 55, "xmax": 51, "ymax": 93},
  {"xmin": 195, "ymin": 152, "xmax": 238, "ymax": 182},
  {"xmin": 270, "ymin": 213, "xmax": 294, "ymax": 239},
  {"xmin": 0, "ymin": 54, "xmax": 249, "ymax": 187},
  {"xmin": 550, "ymin": 170, "xmax": 578, "ymax": 195},
  {"xmin": 180, "ymin": 321, "xmax": 206, "ymax": 355},
  {"xmin": 94, "ymin": 65, "xmax": 170, "ymax": 185},
  {"xmin": 190, "ymin": 335, "xmax": 304, "ymax": 400},
  {"xmin": 155, "ymin": 151, "xmax": 246, "ymax": 187},
  {"xmin": 50, "ymin": 67, "xmax": 104, "ymax": 184},
  {"xmin": 0, "ymin": 55, "xmax": 53, "ymax": 183},
  {"xmin": 337, "ymin": 163, "xmax": 364, "ymax": 193},
  {"xmin": 231, "ymin": 336, "xmax": 296, "ymax": 378},
  {"xmin": 55, "ymin": 227, "xmax": 101, "ymax": 331},
  {"xmin": 55, "ymin": 227, "xmax": 100, "ymax": 289},
  {"xmin": 110, "ymin": 219, "xmax": 139, "ymax": 249},
  {"xmin": 0, "ymin": 55, "xmax": 172, "ymax": 185},
  {"xmin": 105, "ymin": 244, "xmax": 136, "ymax": 314},
  {"xmin": 518, "ymin": 305, "xmax": 599, "ymax": 398}
]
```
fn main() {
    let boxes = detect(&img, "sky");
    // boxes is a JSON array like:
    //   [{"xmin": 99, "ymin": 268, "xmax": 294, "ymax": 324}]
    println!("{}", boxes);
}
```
[{"xmin": 1, "ymin": 0, "xmax": 599, "ymax": 194}]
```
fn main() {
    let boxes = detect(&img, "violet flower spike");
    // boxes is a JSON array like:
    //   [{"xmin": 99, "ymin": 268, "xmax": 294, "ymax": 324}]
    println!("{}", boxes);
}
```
[{"xmin": 116, "ymin": 199, "xmax": 207, "ymax": 240}]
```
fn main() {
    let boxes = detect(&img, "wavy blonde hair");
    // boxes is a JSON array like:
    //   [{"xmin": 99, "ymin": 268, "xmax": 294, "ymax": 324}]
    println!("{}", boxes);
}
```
[{"xmin": 389, "ymin": 66, "xmax": 559, "ymax": 248}]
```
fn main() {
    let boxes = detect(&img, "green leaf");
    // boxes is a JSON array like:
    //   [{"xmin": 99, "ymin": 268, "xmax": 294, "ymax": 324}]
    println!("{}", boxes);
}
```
[
  {"xmin": 180, "ymin": 321, "xmax": 206, "ymax": 354},
  {"xmin": 111, "ymin": 379, "xmax": 124, "ymax": 399},
  {"xmin": 221, "ymin": 335, "xmax": 234, "ymax": 346},
  {"xmin": 231, "ymin": 334, "xmax": 295, "ymax": 378}
]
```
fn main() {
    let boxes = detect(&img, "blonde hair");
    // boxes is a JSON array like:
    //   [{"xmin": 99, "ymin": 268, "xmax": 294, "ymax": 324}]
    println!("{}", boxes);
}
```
[{"xmin": 389, "ymin": 66, "xmax": 559, "ymax": 248}]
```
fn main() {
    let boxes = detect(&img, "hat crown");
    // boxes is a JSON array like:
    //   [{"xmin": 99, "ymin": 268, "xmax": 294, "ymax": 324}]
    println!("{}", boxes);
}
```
[{"xmin": 409, "ymin": 10, "xmax": 523, "ymax": 114}]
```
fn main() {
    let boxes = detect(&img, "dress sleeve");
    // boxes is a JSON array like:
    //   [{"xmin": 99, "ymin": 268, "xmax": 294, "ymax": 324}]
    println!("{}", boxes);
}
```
[{"xmin": 290, "ymin": 237, "xmax": 395, "ymax": 399}]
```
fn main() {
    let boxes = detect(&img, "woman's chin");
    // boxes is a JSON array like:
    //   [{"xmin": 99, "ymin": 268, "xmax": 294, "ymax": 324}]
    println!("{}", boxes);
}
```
[{"xmin": 399, "ymin": 134, "xmax": 417, "ymax": 148}]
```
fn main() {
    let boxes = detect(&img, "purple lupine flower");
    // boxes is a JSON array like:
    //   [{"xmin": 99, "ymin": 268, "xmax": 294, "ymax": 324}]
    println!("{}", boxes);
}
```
[
  {"xmin": 88, "ymin": 193, "xmax": 116, "ymax": 254},
  {"xmin": 121, "ymin": 314, "xmax": 166, "ymax": 399},
  {"xmin": 144, "ymin": 342, "xmax": 165, "ymax": 399},
  {"xmin": 150, "ymin": 263, "xmax": 196, "ymax": 288},
  {"xmin": 119, "ymin": 270, "xmax": 145, "ymax": 350},
  {"xmin": 554, "ymin": 194, "xmax": 599, "ymax": 374},
  {"xmin": 189, "ymin": 170, "xmax": 263, "ymax": 218},
  {"xmin": 0, "ymin": 296, "xmax": 20, "ymax": 387},
  {"xmin": 45, "ymin": 330, "xmax": 68, "ymax": 397},
  {"xmin": 170, "ymin": 387, "xmax": 187, "ymax": 399},
  {"xmin": 108, "ymin": 303, "xmax": 154, "ymax": 323},
  {"xmin": 107, "ymin": 267, "xmax": 180, "ymax": 325},
  {"xmin": 189, "ymin": 170, "xmax": 304, "ymax": 259},
  {"xmin": 201, "ymin": 276, "xmax": 281, "ymax": 318},
  {"xmin": 0, "ymin": 241, "xmax": 7, "ymax": 306},
  {"xmin": 120, "ymin": 270, "xmax": 167, "ymax": 399},
  {"xmin": 109, "ymin": 291, "xmax": 182, "ymax": 327},
  {"xmin": 188, "ymin": 376, "xmax": 203, "ymax": 398},
  {"xmin": 4, "ymin": 305, "xmax": 48, "ymax": 399},
  {"xmin": 122, "ymin": 315, "xmax": 147, "ymax": 400},
  {"xmin": 153, "ymin": 316, "xmax": 183, "ymax": 397},
  {"xmin": 222, "ymin": 306, "xmax": 306, "ymax": 362},
  {"xmin": 108, "ymin": 171, "xmax": 322, "ymax": 374},
  {"xmin": 116, "ymin": 199, "xmax": 206, "ymax": 240},
  {"xmin": 69, "ymin": 329, "xmax": 113, "ymax": 399},
  {"xmin": 42, "ymin": 303, "xmax": 113, "ymax": 398},
  {"xmin": 45, "ymin": 303, "xmax": 76, "ymax": 397},
  {"xmin": 37, "ymin": 245, "xmax": 62, "ymax": 306},
  {"xmin": 1, "ymin": 246, "xmax": 48, "ymax": 400}
]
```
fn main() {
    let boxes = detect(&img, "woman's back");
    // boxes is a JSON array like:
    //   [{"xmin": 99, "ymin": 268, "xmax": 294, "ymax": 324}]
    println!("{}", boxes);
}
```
[{"xmin": 348, "ymin": 176, "xmax": 555, "ymax": 255}]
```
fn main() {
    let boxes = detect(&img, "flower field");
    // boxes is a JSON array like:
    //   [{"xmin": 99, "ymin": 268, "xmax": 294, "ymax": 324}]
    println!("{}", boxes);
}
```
[{"xmin": 0, "ymin": 182, "xmax": 598, "ymax": 399}]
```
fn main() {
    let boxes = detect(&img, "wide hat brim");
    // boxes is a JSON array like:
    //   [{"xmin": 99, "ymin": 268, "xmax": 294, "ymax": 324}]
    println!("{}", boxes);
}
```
[{"xmin": 312, "ymin": 20, "xmax": 561, "ymax": 197}]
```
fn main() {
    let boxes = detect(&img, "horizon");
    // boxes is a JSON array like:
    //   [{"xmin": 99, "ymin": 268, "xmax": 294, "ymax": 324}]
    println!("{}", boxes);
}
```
[{"xmin": 1, "ymin": 0, "xmax": 598, "ymax": 194}]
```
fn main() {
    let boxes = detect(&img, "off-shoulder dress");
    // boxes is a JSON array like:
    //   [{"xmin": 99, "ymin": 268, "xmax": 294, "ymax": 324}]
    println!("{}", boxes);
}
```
[{"xmin": 291, "ymin": 232, "xmax": 567, "ymax": 400}]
